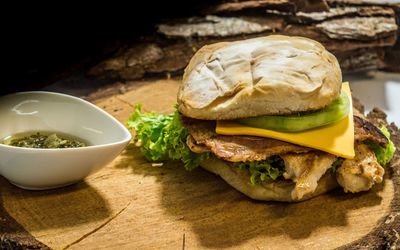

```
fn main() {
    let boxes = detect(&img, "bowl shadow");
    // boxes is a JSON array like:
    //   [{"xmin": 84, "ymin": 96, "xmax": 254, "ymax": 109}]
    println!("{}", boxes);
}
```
[{"xmin": 0, "ymin": 176, "xmax": 111, "ymax": 232}]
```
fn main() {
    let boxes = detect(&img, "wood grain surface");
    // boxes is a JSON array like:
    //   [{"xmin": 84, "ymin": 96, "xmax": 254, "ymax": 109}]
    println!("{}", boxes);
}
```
[{"xmin": 1, "ymin": 78, "xmax": 399, "ymax": 249}]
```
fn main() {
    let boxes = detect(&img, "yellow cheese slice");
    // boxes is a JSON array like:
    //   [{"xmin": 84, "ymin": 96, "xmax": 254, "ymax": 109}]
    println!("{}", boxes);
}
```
[{"xmin": 216, "ymin": 82, "xmax": 355, "ymax": 159}]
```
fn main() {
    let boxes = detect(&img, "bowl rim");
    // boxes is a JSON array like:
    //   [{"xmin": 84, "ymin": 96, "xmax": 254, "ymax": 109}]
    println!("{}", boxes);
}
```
[{"xmin": 0, "ymin": 91, "xmax": 132, "ymax": 152}]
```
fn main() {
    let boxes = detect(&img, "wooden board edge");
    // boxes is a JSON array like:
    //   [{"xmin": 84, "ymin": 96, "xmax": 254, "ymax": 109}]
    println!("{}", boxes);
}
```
[
  {"xmin": 339, "ymin": 107, "xmax": 400, "ymax": 249},
  {"xmin": 0, "ymin": 196, "xmax": 49, "ymax": 249}
]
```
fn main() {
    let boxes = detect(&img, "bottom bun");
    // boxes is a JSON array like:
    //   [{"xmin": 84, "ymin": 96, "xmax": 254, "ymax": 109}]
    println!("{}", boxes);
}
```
[{"xmin": 201, "ymin": 157, "xmax": 339, "ymax": 202}]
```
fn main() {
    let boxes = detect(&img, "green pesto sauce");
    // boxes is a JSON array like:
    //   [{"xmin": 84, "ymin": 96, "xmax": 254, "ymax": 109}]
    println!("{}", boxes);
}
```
[{"xmin": 2, "ymin": 132, "xmax": 87, "ymax": 149}]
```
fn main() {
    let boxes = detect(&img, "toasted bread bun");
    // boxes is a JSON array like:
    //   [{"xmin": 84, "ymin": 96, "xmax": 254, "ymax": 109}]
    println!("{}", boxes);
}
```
[
  {"xmin": 178, "ymin": 35, "xmax": 342, "ymax": 120},
  {"xmin": 201, "ymin": 157, "xmax": 339, "ymax": 202}
]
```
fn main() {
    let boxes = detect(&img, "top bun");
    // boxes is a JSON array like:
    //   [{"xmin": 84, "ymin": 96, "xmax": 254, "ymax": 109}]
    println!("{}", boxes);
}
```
[{"xmin": 178, "ymin": 35, "xmax": 342, "ymax": 120}]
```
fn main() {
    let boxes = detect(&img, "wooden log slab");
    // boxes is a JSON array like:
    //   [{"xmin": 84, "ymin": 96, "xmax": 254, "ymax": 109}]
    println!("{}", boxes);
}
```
[
  {"xmin": 294, "ymin": 6, "xmax": 394, "ymax": 22},
  {"xmin": 1, "ymin": 78, "xmax": 400, "ymax": 249},
  {"xmin": 315, "ymin": 17, "xmax": 397, "ymax": 40},
  {"xmin": 204, "ymin": 0, "xmax": 330, "ymax": 14},
  {"xmin": 157, "ymin": 16, "xmax": 275, "ymax": 38}
]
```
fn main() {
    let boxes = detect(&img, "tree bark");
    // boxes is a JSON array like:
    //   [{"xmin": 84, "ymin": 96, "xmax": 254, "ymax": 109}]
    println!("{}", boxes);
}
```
[{"xmin": 88, "ymin": 0, "xmax": 400, "ymax": 81}]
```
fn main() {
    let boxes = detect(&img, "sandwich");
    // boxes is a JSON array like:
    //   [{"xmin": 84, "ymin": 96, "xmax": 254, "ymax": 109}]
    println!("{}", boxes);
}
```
[{"xmin": 127, "ymin": 35, "xmax": 395, "ymax": 202}]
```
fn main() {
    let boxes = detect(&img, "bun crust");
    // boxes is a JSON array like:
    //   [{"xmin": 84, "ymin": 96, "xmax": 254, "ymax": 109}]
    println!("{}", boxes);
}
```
[
  {"xmin": 178, "ymin": 35, "xmax": 342, "ymax": 120},
  {"xmin": 201, "ymin": 157, "xmax": 339, "ymax": 202}
]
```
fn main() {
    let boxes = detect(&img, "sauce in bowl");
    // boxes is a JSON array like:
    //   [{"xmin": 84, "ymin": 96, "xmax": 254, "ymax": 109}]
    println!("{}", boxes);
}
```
[{"xmin": 2, "ymin": 131, "xmax": 88, "ymax": 149}]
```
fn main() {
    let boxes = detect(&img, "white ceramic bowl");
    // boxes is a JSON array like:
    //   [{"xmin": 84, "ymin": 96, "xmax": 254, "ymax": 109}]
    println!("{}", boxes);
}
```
[{"xmin": 0, "ymin": 91, "xmax": 131, "ymax": 190}]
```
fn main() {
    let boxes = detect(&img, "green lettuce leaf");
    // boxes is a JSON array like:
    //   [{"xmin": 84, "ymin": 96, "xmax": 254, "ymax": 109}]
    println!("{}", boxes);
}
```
[
  {"xmin": 365, "ymin": 126, "xmax": 396, "ymax": 166},
  {"xmin": 233, "ymin": 156, "xmax": 285, "ymax": 185},
  {"xmin": 126, "ymin": 105, "xmax": 209, "ymax": 170}
]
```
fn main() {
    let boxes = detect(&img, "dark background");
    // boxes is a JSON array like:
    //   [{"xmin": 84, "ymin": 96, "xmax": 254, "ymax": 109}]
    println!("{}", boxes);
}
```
[{"xmin": 4, "ymin": 2, "xmax": 213, "ymax": 95}]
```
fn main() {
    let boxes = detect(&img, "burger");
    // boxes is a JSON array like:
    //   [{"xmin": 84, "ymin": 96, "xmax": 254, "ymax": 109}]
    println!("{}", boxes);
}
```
[{"xmin": 127, "ymin": 35, "xmax": 395, "ymax": 202}]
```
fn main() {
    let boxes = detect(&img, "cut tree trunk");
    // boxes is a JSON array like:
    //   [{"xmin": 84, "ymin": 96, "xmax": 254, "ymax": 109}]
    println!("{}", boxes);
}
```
[{"xmin": 0, "ymin": 79, "xmax": 399, "ymax": 249}]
